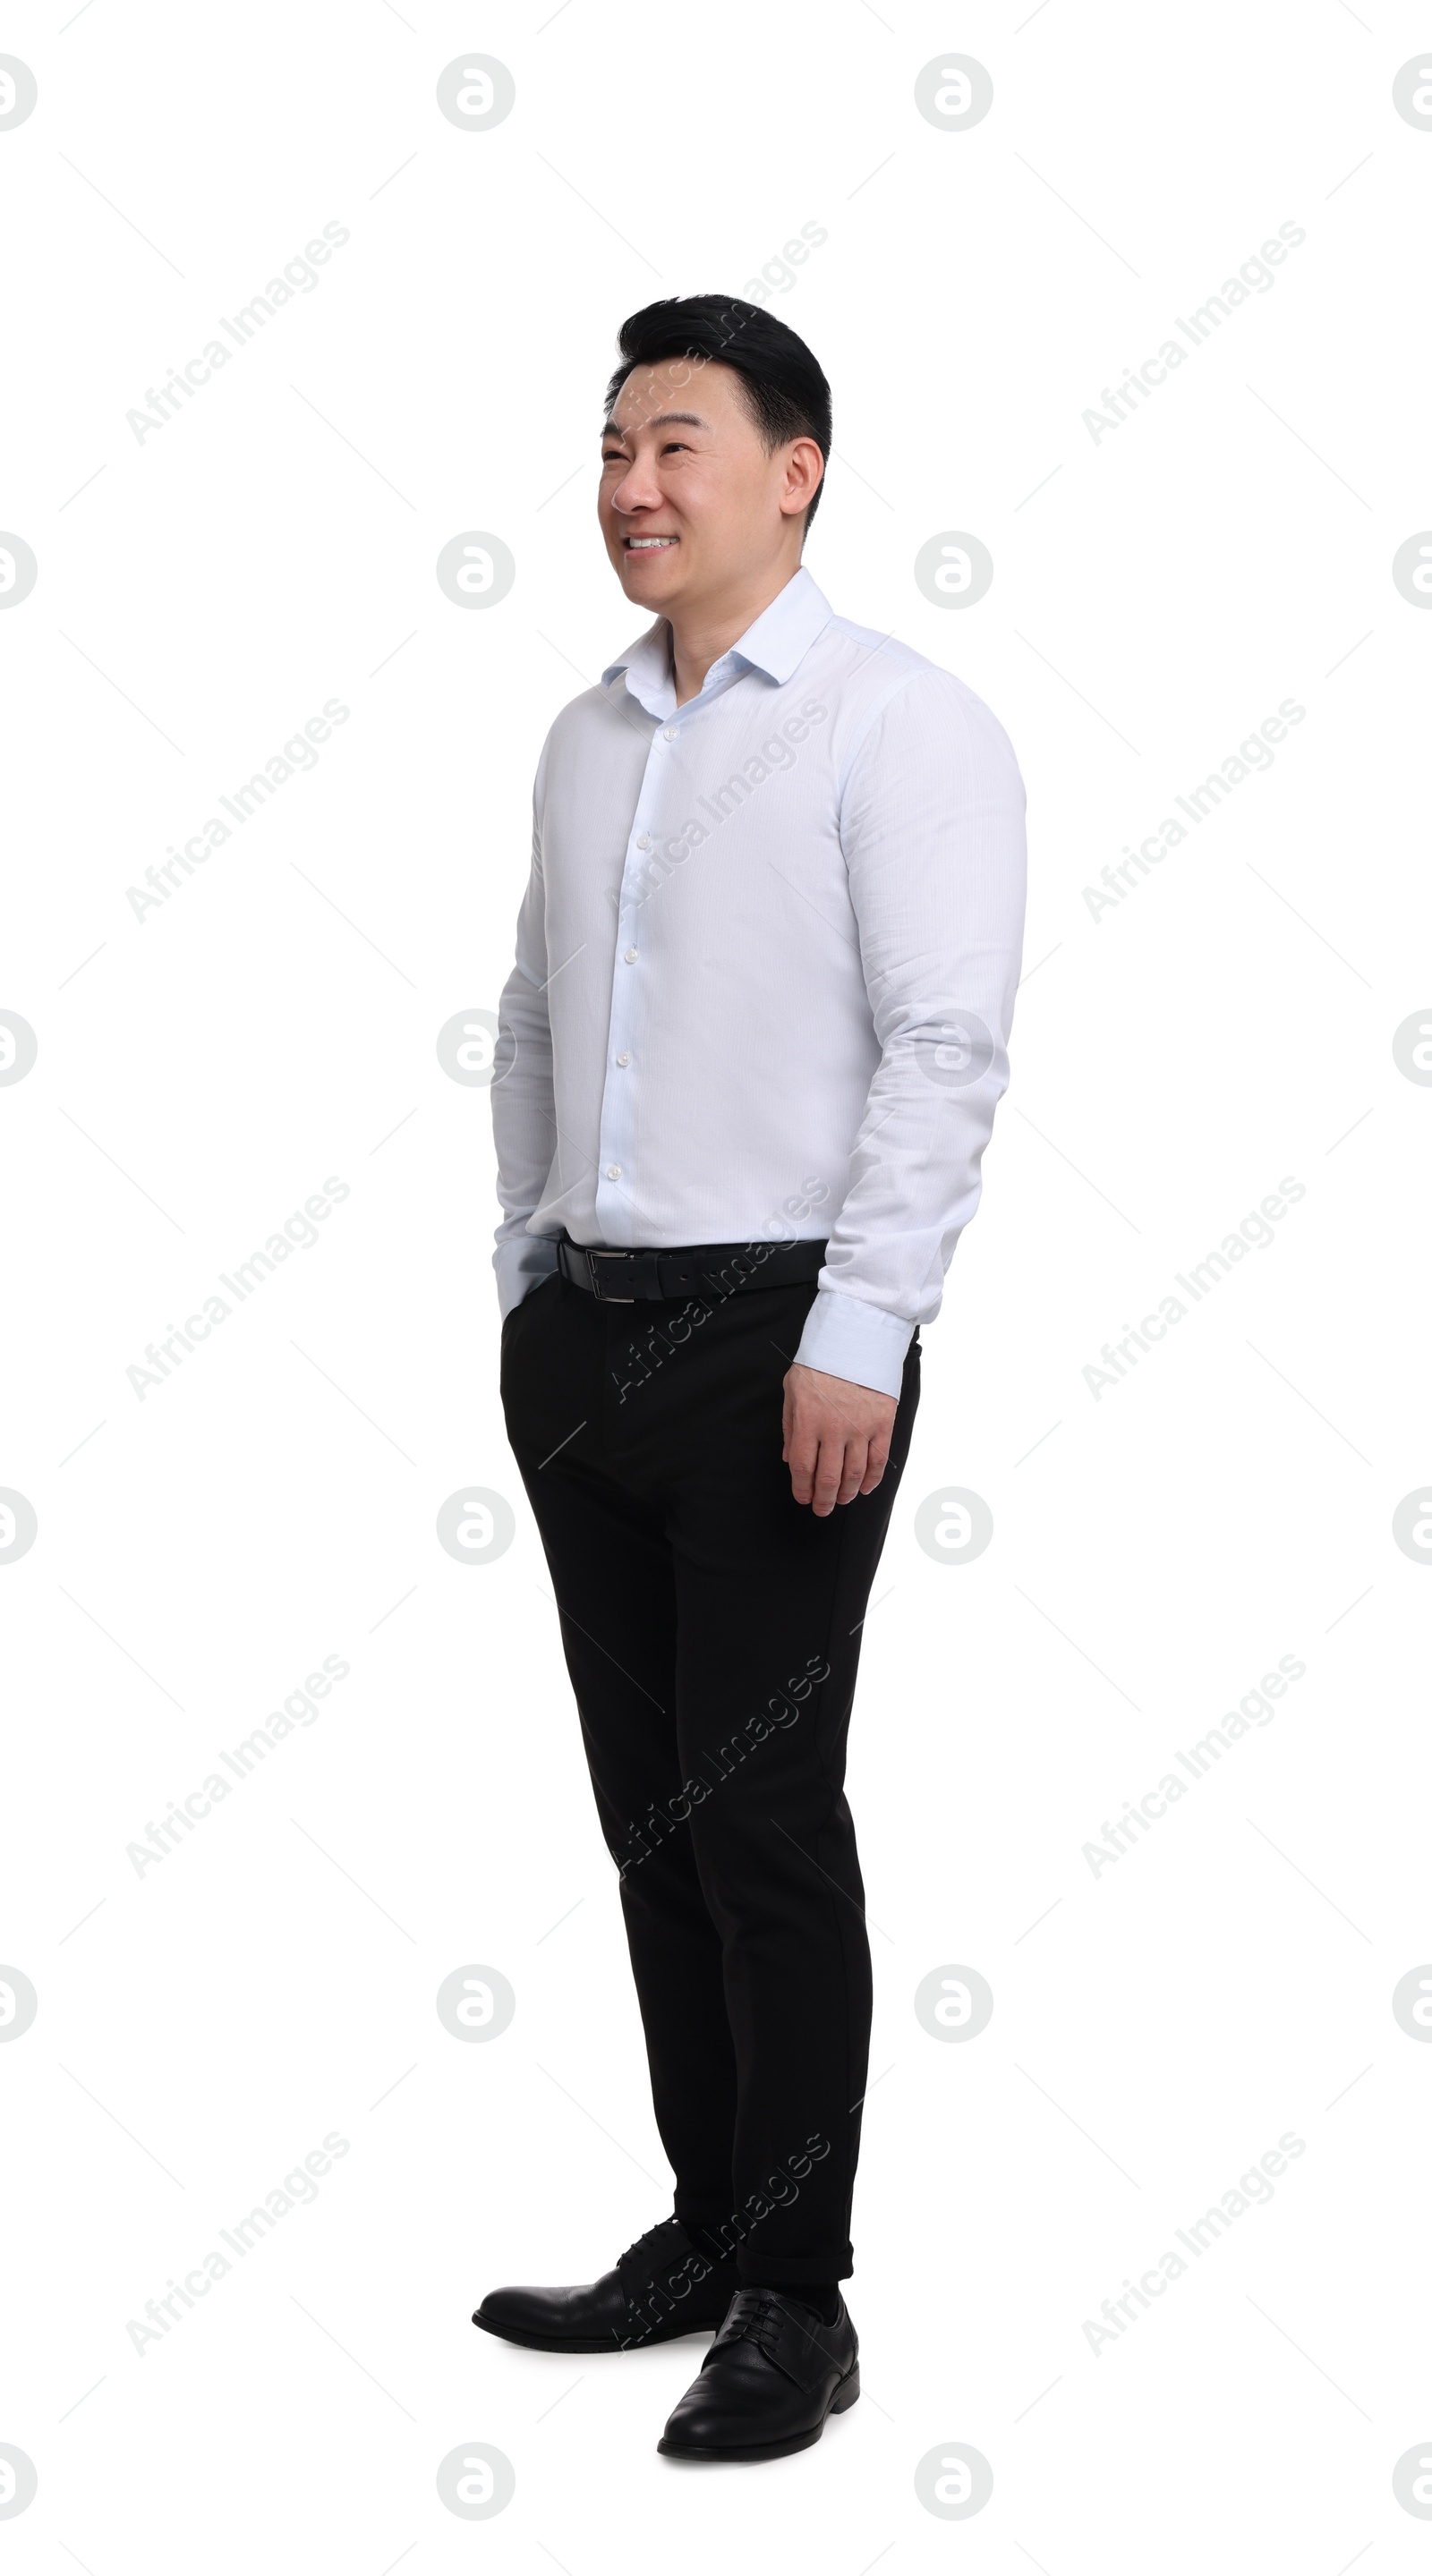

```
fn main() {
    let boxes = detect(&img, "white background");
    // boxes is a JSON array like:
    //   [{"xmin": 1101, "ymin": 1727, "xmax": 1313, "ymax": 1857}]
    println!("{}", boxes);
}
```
[{"xmin": 3, "ymin": 0, "xmax": 1431, "ymax": 2566}]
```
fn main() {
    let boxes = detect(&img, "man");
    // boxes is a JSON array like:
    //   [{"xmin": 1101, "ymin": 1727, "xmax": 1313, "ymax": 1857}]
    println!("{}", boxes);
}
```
[{"xmin": 475, "ymin": 294, "xmax": 1026, "ymax": 2463}]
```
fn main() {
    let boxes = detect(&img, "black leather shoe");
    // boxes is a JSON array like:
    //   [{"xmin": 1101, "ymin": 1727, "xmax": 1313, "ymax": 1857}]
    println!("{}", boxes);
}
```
[
  {"xmin": 473, "ymin": 2217, "xmax": 734, "ymax": 2354},
  {"xmin": 658, "ymin": 2285, "xmax": 860, "ymax": 2461}
]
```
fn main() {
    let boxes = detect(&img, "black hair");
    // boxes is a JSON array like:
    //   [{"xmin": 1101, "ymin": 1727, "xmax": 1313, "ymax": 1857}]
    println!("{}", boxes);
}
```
[{"xmin": 603, "ymin": 295, "xmax": 831, "ymax": 530}]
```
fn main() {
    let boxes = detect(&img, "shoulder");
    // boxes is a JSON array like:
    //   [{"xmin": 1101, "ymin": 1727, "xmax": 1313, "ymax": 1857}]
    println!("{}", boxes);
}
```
[
  {"xmin": 546, "ymin": 676, "xmax": 627, "ymax": 742},
  {"xmin": 533, "ymin": 674, "xmax": 642, "ymax": 786},
  {"xmin": 816, "ymin": 616, "xmax": 1022, "ymax": 786}
]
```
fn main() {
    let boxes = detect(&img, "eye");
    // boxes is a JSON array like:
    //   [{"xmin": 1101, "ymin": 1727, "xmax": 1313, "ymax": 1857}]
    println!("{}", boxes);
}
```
[{"xmin": 660, "ymin": 440, "xmax": 691, "ymax": 455}]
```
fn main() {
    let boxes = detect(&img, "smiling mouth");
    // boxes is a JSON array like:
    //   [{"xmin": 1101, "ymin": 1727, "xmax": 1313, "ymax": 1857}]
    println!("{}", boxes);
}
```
[{"xmin": 624, "ymin": 536, "xmax": 678, "ymax": 553}]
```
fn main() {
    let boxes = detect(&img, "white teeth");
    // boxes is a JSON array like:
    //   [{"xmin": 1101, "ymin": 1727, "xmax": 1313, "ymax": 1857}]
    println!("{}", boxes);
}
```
[{"xmin": 627, "ymin": 538, "xmax": 675, "ymax": 548}]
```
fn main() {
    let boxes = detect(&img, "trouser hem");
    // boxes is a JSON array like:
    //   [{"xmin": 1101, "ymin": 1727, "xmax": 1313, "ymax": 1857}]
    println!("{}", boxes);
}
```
[
  {"xmin": 736, "ymin": 2246, "xmax": 853, "ymax": 2286},
  {"xmin": 673, "ymin": 2213, "xmax": 744, "ymax": 2266},
  {"xmin": 673, "ymin": 2198, "xmax": 743, "ymax": 2232}
]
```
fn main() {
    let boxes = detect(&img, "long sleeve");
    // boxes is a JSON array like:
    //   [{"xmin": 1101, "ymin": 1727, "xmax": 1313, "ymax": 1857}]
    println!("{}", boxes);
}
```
[
  {"xmin": 490, "ymin": 743, "xmax": 561, "ymax": 1319},
  {"xmin": 792, "ymin": 667, "xmax": 1027, "ymax": 1398}
]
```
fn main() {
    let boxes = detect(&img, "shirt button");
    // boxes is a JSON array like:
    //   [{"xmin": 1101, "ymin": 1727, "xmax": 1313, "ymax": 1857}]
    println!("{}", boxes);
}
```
[
  {"xmin": 606, "ymin": 1163, "xmax": 622, "ymax": 1180},
  {"xmin": 624, "ymin": 946, "xmax": 638, "ymax": 963},
  {"xmin": 662, "ymin": 726, "xmax": 677, "ymax": 740},
  {"xmin": 616, "ymin": 1050, "xmax": 631, "ymax": 1067},
  {"xmin": 635, "ymin": 832, "xmax": 652, "ymax": 850}
]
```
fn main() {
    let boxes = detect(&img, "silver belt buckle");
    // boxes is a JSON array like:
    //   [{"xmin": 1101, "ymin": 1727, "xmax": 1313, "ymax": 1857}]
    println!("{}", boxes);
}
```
[{"xmin": 587, "ymin": 1249, "xmax": 635, "ymax": 1303}]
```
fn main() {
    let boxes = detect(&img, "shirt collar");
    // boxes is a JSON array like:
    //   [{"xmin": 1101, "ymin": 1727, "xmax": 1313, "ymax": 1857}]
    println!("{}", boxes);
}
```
[{"xmin": 601, "ymin": 565, "xmax": 834, "ymax": 718}]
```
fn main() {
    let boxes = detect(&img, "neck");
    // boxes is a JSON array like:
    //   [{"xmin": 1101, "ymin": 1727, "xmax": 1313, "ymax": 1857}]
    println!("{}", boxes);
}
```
[{"xmin": 666, "ymin": 556, "xmax": 803, "ymax": 707}]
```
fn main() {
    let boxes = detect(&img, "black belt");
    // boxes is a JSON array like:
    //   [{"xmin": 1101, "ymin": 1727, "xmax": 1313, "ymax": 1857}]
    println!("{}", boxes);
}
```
[{"xmin": 555, "ymin": 1231, "xmax": 827, "ymax": 1304}]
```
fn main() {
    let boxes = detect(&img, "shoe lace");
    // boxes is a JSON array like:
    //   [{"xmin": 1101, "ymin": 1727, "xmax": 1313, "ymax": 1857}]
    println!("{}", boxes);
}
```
[
  {"xmin": 721, "ymin": 2287, "xmax": 781, "ymax": 2354},
  {"xmin": 618, "ymin": 2219, "xmax": 681, "ymax": 2275}
]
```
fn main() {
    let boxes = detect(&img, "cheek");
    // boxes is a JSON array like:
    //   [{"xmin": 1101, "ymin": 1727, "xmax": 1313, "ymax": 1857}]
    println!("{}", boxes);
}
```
[{"xmin": 681, "ymin": 465, "xmax": 749, "ymax": 523}]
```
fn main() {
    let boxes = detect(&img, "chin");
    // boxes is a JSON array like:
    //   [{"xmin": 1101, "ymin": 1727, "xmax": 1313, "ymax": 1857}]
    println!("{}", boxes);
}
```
[{"xmin": 622, "ymin": 564, "xmax": 682, "ymax": 597}]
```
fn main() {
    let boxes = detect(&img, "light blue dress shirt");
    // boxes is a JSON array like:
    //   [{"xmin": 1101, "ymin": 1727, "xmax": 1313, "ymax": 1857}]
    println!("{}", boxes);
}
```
[{"xmin": 491, "ymin": 565, "xmax": 1027, "ymax": 1399}]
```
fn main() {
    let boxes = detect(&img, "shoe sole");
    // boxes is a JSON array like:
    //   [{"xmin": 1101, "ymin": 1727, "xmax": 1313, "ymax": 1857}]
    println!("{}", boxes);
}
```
[
  {"xmin": 472, "ymin": 2310, "xmax": 724, "ymax": 2355},
  {"xmin": 657, "ymin": 2363, "xmax": 860, "ymax": 2463}
]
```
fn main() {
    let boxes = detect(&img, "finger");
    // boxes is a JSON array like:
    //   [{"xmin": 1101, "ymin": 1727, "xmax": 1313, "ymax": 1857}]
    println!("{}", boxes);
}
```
[
  {"xmin": 811, "ymin": 1434, "xmax": 848, "ymax": 1518},
  {"xmin": 786, "ymin": 1413, "xmax": 821, "ymax": 1504},
  {"xmin": 859, "ymin": 1429, "xmax": 891, "ymax": 1494},
  {"xmin": 835, "ymin": 1438, "xmax": 869, "ymax": 1507}
]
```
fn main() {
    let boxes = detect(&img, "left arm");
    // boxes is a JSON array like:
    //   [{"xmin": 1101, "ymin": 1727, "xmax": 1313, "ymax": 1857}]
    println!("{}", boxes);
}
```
[{"xmin": 785, "ymin": 667, "xmax": 1027, "ymax": 1511}]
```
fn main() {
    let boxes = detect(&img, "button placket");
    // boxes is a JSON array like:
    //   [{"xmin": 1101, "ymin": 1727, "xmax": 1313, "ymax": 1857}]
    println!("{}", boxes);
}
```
[{"xmin": 594, "ymin": 716, "xmax": 667, "ymax": 1238}]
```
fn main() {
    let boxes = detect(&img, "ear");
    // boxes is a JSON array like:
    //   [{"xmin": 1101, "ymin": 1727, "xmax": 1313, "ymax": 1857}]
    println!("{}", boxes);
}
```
[{"xmin": 780, "ymin": 435, "xmax": 824, "ymax": 520}]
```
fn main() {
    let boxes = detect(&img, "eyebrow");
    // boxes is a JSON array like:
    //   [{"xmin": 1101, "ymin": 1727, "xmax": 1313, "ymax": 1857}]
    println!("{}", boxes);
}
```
[{"xmin": 600, "ymin": 412, "xmax": 710, "ymax": 445}]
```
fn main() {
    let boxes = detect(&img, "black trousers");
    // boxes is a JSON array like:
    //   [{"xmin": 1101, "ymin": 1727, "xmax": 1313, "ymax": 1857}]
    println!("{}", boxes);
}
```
[{"xmin": 499, "ymin": 1267, "xmax": 920, "ymax": 2284}]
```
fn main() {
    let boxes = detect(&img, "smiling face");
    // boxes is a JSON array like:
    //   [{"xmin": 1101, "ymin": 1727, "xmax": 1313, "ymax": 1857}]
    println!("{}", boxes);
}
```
[{"xmin": 598, "ymin": 355, "xmax": 823, "ymax": 619}]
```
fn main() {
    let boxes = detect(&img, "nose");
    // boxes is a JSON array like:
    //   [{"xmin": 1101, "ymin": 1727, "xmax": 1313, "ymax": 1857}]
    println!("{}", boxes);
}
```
[{"xmin": 609, "ymin": 458, "xmax": 662, "ymax": 516}]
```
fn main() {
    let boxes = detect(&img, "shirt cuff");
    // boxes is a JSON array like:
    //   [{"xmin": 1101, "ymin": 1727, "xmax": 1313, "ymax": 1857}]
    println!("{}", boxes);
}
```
[
  {"xmin": 494, "ymin": 1231, "xmax": 560, "ymax": 1322},
  {"xmin": 792, "ymin": 1287, "xmax": 914, "ymax": 1399}
]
